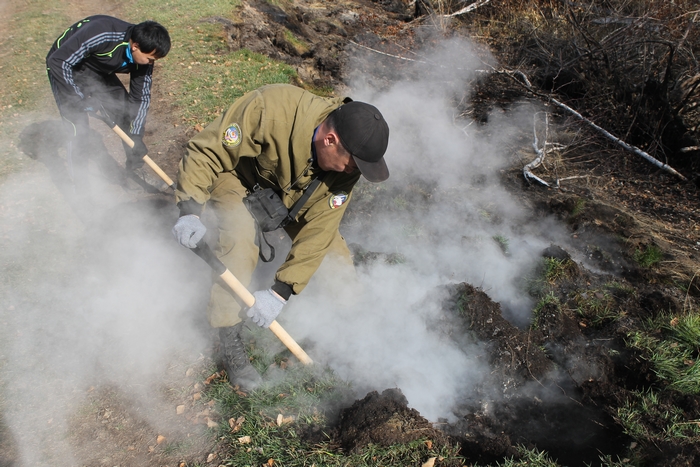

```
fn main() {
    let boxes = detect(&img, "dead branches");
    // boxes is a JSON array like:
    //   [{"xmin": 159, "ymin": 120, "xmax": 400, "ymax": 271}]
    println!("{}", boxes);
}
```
[
  {"xmin": 500, "ymin": 69, "xmax": 688, "ymax": 182},
  {"xmin": 523, "ymin": 111, "xmax": 569, "ymax": 188},
  {"xmin": 524, "ymin": 112, "xmax": 552, "ymax": 187},
  {"xmin": 546, "ymin": 91, "xmax": 688, "ymax": 181},
  {"xmin": 504, "ymin": 3, "xmax": 699, "ymax": 179}
]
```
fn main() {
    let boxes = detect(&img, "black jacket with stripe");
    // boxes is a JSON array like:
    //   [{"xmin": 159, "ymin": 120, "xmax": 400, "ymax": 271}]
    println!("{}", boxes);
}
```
[{"xmin": 46, "ymin": 15, "xmax": 153, "ymax": 136}]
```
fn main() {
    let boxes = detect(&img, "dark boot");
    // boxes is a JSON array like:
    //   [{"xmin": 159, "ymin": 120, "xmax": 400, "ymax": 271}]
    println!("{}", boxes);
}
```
[{"xmin": 219, "ymin": 323, "xmax": 263, "ymax": 392}]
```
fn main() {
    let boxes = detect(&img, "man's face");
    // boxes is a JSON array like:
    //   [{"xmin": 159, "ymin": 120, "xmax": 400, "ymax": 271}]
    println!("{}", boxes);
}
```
[
  {"xmin": 315, "ymin": 125, "xmax": 359, "ymax": 174},
  {"xmin": 317, "ymin": 144, "xmax": 358, "ymax": 174},
  {"xmin": 132, "ymin": 44, "xmax": 159, "ymax": 66}
]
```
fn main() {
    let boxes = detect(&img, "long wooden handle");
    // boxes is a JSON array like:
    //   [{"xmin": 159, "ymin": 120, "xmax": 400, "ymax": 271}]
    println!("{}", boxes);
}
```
[
  {"xmin": 218, "ymin": 269, "xmax": 313, "ymax": 365},
  {"xmin": 143, "ymin": 155, "xmax": 175, "ymax": 188},
  {"xmin": 112, "ymin": 125, "xmax": 176, "ymax": 189},
  {"xmin": 192, "ymin": 241, "xmax": 313, "ymax": 365}
]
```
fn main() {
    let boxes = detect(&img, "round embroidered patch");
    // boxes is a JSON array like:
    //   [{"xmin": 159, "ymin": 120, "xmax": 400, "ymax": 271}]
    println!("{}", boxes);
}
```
[
  {"xmin": 223, "ymin": 123, "xmax": 242, "ymax": 147},
  {"xmin": 329, "ymin": 192, "xmax": 348, "ymax": 209}
]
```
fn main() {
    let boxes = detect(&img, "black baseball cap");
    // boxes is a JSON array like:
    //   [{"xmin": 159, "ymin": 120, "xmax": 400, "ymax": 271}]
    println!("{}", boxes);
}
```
[{"xmin": 332, "ymin": 101, "xmax": 390, "ymax": 182}]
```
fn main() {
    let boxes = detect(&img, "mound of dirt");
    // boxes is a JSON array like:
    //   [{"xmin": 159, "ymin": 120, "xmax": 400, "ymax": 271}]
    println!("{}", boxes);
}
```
[
  {"xmin": 438, "ymin": 282, "xmax": 630, "ymax": 466},
  {"xmin": 203, "ymin": 0, "xmax": 422, "ymax": 90},
  {"xmin": 333, "ymin": 388, "xmax": 450, "ymax": 453}
]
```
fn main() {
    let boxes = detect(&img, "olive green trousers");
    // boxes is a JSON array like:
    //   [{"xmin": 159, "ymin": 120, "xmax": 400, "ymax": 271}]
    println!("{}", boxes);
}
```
[{"xmin": 205, "ymin": 172, "xmax": 353, "ymax": 327}]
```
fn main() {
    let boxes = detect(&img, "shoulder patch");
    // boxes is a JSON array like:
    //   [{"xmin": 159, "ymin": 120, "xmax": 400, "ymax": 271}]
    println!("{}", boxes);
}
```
[
  {"xmin": 223, "ymin": 123, "xmax": 242, "ymax": 147},
  {"xmin": 329, "ymin": 191, "xmax": 349, "ymax": 209}
]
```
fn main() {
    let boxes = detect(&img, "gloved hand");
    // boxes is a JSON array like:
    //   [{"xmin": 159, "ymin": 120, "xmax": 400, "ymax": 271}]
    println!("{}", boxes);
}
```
[
  {"xmin": 246, "ymin": 289, "xmax": 286, "ymax": 328},
  {"xmin": 171, "ymin": 214, "xmax": 207, "ymax": 248},
  {"xmin": 126, "ymin": 134, "xmax": 147, "ymax": 170}
]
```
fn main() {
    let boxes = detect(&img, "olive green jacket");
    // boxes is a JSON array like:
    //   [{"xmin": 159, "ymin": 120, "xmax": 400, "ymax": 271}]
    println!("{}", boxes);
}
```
[{"xmin": 175, "ymin": 84, "xmax": 361, "ymax": 295}]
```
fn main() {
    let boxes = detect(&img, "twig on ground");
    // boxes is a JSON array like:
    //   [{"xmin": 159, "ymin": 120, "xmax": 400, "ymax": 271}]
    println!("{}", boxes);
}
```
[
  {"xmin": 348, "ymin": 40, "xmax": 427, "ymax": 64},
  {"xmin": 555, "ymin": 175, "xmax": 590, "ymax": 190},
  {"xmin": 444, "ymin": 0, "xmax": 492, "ymax": 17},
  {"xmin": 523, "ymin": 112, "xmax": 567, "ymax": 187},
  {"xmin": 524, "ymin": 329, "xmax": 545, "ymax": 388},
  {"xmin": 683, "ymin": 270, "xmax": 699, "ymax": 313}
]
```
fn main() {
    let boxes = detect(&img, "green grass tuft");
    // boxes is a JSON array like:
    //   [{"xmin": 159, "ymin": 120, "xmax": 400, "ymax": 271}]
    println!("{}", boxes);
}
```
[
  {"xmin": 570, "ymin": 198, "xmax": 586, "ymax": 217},
  {"xmin": 633, "ymin": 244, "xmax": 663, "ymax": 269},
  {"xmin": 627, "ymin": 313, "xmax": 700, "ymax": 395},
  {"xmin": 615, "ymin": 387, "xmax": 700, "ymax": 445},
  {"xmin": 532, "ymin": 291, "xmax": 560, "ymax": 327},
  {"xmin": 496, "ymin": 445, "xmax": 562, "ymax": 466},
  {"xmin": 492, "ymin": 235, "xmax": 509, "ymax": 255},
  {"xmin": 574, "ymin": 289, "xmax": 620, "ymax": 327}
]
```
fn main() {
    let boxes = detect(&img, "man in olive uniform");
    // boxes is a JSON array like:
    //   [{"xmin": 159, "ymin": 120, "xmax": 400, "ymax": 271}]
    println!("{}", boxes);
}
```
[{"xmin": 171, "ymin": 84, "xmax": 390, "ymax": 391}]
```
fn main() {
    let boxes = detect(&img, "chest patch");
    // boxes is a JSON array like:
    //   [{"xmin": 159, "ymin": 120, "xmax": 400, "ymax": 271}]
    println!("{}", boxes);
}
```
[
  {"xmin": 329, "ymin": 192, "xmax": 348, "ymax": 209},
  {"xmin": 223, "ymin": 123, "xmax": 242, "ymax": 147}
]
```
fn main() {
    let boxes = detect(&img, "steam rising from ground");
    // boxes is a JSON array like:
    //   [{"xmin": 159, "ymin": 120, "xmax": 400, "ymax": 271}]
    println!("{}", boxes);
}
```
[
  {"xmin": 0, "ymin": 148, "xmax": 211, "ymax": 465},
  {"xmin": 0, "ymin": 36, "xmax": 572, "ymax": 464},
  {"xmin": 283, "ymin": 37, "xmax": 571, "ymax": 421}
]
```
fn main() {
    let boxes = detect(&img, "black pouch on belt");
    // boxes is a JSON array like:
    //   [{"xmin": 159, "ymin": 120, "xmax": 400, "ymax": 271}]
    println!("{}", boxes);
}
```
[
  {"xmin": 242, "ymin": 175, "xmax": 325, "ymax": 263},
  {"xmin": 242, "ymin": 186, "xmax": 289, "ymax": 233}
]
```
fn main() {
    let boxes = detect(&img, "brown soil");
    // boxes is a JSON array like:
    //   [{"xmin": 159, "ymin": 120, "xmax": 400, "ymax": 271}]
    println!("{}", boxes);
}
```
[
  {"xmin": 334, "ymin": 388, "xmax": 451, "ymax": 454},
  {"xmin": 3, "ymin": 0, "xmax": 700, "ymax": 466}
]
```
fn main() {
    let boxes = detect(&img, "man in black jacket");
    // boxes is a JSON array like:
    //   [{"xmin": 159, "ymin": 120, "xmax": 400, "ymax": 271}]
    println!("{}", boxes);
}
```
[{"xmin": 46, "ymin": 15, "xmax": 170, "ymax": 189}]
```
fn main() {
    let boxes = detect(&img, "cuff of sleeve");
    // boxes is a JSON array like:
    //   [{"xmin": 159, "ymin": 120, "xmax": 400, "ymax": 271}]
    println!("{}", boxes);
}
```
[
  {"xmin": 177, "ymin": 199, "xmax": 204, "ymax": 217},
  {"xmin": 271, "ymin": 280, "xmax": 294, "ymax": 301}
]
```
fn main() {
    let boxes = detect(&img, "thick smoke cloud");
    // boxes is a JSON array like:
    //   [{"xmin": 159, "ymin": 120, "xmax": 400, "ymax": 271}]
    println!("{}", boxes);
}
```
[
  {"xmin": 0, "ymin": 139, "xmax": 211, "ymax": 464},
  {"xmin": 282, "ymin": 36, "xmax": 572, "ymax": 421}
]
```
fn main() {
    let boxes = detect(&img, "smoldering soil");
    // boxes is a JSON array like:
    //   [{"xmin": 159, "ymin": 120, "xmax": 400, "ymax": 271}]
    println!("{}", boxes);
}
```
[
  {"xmin": 269, "ymin": 37, "xmax": 579, "ymax": 423},
  {"xmin": 2, "ymin": 34, "xmax": 606, "ymax": 464}
]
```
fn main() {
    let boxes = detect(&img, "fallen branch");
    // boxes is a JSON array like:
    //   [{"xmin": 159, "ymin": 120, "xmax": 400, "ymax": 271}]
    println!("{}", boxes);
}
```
[
  {"xmin": 555, "ymin": 175, "xmax": 590, "ymax": 190},
  {"xmin": 499, "ymin": 69, "xmax": 688, "ymax": 182},
  {"xmin": 348, "ymin": 40, "xmax": 425, "ymax": 64},
  {"xmin": 444, "ymin": 0, "xmax": 492, "ymax": 17}
]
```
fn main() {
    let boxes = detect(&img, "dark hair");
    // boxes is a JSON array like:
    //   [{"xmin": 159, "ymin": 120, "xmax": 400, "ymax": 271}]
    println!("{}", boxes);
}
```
[{"xmin": 132, "ymin": 21, "xmax": 171, "ymax": 58}]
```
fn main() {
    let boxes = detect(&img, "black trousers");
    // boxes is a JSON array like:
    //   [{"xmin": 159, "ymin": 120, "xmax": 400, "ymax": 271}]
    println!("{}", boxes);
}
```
[{"xmin": 46, "ymin": 66, "xmax": 132, "ymax": 189}]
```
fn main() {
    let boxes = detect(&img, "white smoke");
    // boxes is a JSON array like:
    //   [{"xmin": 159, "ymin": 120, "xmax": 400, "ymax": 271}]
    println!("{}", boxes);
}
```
[
  {"xmin": 0, "ymin": 125, "xmax": 212, "ymax": 465},
  {"xmin": 282, "ymin": 36, "xmax": 572, "ymax": 422}
]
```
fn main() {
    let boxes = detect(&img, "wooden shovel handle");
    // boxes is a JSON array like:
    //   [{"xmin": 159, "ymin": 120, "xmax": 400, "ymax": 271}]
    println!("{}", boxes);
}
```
[
  {"xmin": 218, "ymin": 269, "xmax": 313, "ymax": 365},
  {"xmin": 193, "ymin": 241, "xmax": 313, "ymax": 365},
  {"xmin": 111, "ymin": 125, "xmax": 176, "ymax": 189}
]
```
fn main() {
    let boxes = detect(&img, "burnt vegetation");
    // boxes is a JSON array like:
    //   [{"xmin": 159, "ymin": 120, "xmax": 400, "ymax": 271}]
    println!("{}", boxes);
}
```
[
  {"xmin": 467, "ymin": 0, "xmax": 700, "ymax": 177},
  {"xmin": 331, "ymin": 1, "xmax": 700, "ymax": 465}
]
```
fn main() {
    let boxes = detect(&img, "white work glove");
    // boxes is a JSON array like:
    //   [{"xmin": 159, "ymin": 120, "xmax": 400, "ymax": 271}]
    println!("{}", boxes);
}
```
[
  {"xmin": 246, "ymin": 289, "xmax": 286, "ymax": 328},
  {"xmin": 171, "ymin": 214, "xmax": 207, "ymax": 248}
]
